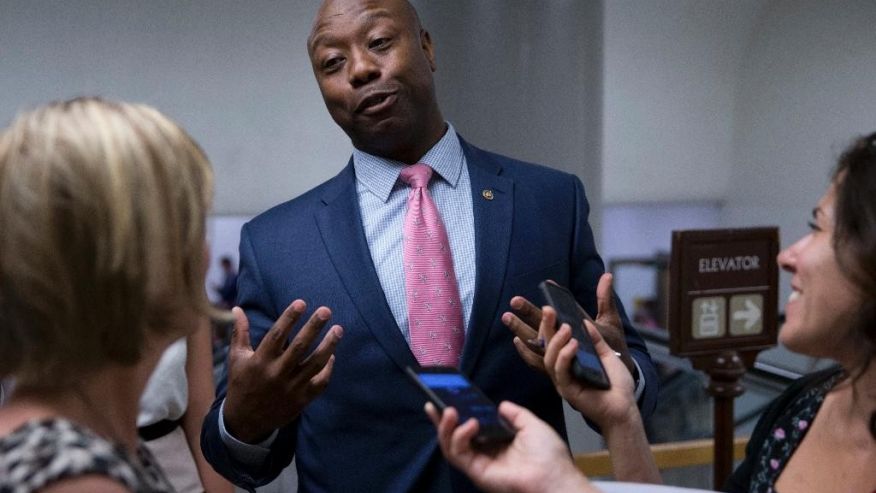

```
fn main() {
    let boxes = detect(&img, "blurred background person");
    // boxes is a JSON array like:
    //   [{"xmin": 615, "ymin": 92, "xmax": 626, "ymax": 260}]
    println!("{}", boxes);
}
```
[
  {"xmin": 208, "ymin": 255, "xmax": 238, "ymax": 382},
  {"xmin": 0, "ymin": 97, "xmax": 226, "ymax": 492},
  {"xmin": 429, "ymin": 132, "xmax": 876, "ymax": 493},
  {"xmin": 212, "ymin": 256, "xmax": 238, "ymax": 310}
]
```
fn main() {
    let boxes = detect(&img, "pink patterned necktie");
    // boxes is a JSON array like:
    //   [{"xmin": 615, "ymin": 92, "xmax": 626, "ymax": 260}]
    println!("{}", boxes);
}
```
[{"xmin": 400, "ymin": 163, "xmax": 465, "ymax": 367}]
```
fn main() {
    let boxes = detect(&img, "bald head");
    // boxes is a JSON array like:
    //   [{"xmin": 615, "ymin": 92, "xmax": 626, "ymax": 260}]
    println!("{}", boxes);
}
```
[
  {"xmin": 305, "ymin": 0, "xmax": 445, "ymax": 163},
  {"xmin": 308, "ymin": 0, "xmax": 422, "ymax": 56}
]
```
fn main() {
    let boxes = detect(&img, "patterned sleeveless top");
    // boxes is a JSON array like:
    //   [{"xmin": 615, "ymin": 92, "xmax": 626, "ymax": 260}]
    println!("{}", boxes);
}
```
[
  {"xmin": 747, "ymin": 370, "xmax": 844, "ymax": 493},
  {"xmin": 0, "ymin": 418, "xmax": 174, "ymax": 493}
]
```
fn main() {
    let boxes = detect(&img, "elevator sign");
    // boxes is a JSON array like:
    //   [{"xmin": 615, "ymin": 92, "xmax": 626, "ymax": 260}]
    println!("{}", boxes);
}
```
[{"xmin": 668, "ymin": 227, "xmax": 780, "ymax": 357}]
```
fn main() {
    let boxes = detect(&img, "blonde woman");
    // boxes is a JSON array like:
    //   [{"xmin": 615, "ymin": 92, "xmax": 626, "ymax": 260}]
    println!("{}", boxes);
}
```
[{"xmin": 0, "ymin": 98, "xmax": 228, "ymax": 492}]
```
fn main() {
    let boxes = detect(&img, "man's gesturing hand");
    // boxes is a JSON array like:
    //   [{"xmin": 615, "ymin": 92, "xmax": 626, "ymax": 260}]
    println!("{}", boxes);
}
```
[
  {"xmin": 591, "ymin": 274, "xmax": 636, "ymax": 377},
  {"xmin": 503, "ymin": 274, "xmax": 637, "ymax": 380},
  {"xmin": 502, "ymin": 296, "xmax": 547, "ymax": 373},
  {"xmin": 223, "ymin": 300, "xmax": 343, "ymax": 444}
]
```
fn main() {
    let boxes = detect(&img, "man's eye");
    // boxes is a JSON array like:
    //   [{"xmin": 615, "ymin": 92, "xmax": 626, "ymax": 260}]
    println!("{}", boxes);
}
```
[
  {"xmin": 369, "ymin": 37, "xmax": 390, "ymax": 49},
  {"xmin": 323, "ymin": 57, "xmax": 344, "ymax": 71}
]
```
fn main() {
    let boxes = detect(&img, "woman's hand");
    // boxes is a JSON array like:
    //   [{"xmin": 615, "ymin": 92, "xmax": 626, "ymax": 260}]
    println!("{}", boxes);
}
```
[
  {"xmin": 541, "ymin": 306, "xmax": 639, "ymax": 429},
  {"xmin": 426, "ymin": 400, "xmax": 598, "ymax": 493}
]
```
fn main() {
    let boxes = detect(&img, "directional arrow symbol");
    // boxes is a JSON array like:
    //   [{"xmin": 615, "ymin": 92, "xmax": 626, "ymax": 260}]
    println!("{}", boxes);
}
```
[{"xmin": 732, "ymin": 299, "xmax": 761, "ymax": 330}]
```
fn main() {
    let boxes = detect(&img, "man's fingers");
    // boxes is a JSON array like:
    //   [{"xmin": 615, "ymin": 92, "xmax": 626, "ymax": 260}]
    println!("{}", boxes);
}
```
[
  {"xmin": 521, "ymin": 336, "xmax": 546, "ymax": 355},
  {"xmin": 508, "ymin": 296, "xmax": 543, "ymax": 329},
  {"xmin": 592, "ymin": 273, "xmax": 632, "ymax": 365},
  {"xmin": 281, "ymin": 306, "xmax": 332, "ymax": 364},
  {"xmin": 230, "ymin": 307, "xmax": 252, "ymax": 353},
  {"xmin": 291, "ymin": 323, "xmax": 343, "ymax": 376},
  {"xmin": 502, "ymin": 311, "xmax": 538, "ymax": 342},
  {"xmin": 595, "ymin": 273, "xmax": 618, "ymax": 320},
  {"xmin": 306, "ymin": 353, "xmax": 336, "ymax": 397},
  {"xmin": 512, "ymin": 337, "xmax": 547, "ymax": 371},
  {"xmin": 284, "ymin": 351, "xmax": 337, "ymax": 403},
  {"xmin": 259, "ymin": 299, "xmax": 307, "ymax": 355}
]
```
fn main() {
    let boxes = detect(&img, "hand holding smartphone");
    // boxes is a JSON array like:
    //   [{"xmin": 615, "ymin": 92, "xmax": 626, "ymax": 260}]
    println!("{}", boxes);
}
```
[
  {"xmin": 538, "ymin": 281, "xmax": 611, "ymax": 389},
  {"xmin": 406, "ymin": 366, "xmax": 515, "ymax": 447}
]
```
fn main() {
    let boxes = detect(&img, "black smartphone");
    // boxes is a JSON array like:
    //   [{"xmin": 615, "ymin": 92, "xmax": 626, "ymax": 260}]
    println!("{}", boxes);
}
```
[
  {"xmin": 538, "ymin": 281, "xmax": 611, "ymax": 389},
  {"xmin": 405, "ymin": 366, "xmax": 515, "ymax": 447}
]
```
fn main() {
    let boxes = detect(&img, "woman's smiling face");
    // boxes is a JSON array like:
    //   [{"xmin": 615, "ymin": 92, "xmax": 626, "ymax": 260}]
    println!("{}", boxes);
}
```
[{"xmin": 776, "ymin": 182, "xmax": 863, "ymax": 360}]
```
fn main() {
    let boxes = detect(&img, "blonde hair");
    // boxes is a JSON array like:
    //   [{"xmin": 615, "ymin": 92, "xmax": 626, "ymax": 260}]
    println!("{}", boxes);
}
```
[{"xmin": 0, "ymin": 97, "xmax": 218, "ymax": 389}]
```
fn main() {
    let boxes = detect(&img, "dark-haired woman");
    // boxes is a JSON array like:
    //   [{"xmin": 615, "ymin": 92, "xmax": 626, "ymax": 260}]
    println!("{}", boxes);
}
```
[{"xmin": 428, "ymin": 133, "xmax": 876, "ymax": 493}]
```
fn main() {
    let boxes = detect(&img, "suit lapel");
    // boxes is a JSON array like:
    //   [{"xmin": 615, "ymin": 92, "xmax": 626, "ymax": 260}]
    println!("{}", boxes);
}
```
[
  {"xmin": 314, "ymin": 163, "xmax": 418, "ymax": 371},
  {"xmin": 459, "ymin": 140, "xmax": 514, "ymax": 374}
]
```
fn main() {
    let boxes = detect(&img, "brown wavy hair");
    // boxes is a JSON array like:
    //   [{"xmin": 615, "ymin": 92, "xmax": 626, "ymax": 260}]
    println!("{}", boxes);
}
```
[
  {"xmin": 831, "ymin": 132, "xmax": 876, "ymax": 439},
  {"xmin": 832, "ymin": 132, "xmax": 876, "ymax": 373}
]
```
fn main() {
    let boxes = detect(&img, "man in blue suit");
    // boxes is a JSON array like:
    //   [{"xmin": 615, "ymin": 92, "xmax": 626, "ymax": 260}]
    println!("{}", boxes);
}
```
[{"xmin": 201, "ymin": 0, "xmax": 658, "ymax": 491}]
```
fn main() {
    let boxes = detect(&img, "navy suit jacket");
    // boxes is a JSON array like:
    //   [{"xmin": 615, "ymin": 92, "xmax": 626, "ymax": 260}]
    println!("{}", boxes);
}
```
[{"xmin": 202, "ymin": 138, "xmax": 658, "ymax": 492}]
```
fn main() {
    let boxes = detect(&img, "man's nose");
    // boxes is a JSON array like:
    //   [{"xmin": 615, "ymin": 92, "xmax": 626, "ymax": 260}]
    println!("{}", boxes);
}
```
[{"xmin": 348, "ymin": 50, "xmax": 380, "ymax": 87}]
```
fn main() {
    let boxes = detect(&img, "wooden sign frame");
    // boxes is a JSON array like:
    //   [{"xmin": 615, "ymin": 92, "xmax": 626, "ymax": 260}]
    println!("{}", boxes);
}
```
[{"xmin": 668, "ymin": 227, "xmax": 780, "ymax": 357}]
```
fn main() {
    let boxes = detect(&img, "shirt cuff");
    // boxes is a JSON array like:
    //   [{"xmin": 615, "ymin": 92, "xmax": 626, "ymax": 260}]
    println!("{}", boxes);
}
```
[
  {"xmin": 218, "ymin": 399, "xmax": 278, "ymax": 465},
  {"xmin": 631, "ymin": 358, "xmax": 646, "ymax": 402}
]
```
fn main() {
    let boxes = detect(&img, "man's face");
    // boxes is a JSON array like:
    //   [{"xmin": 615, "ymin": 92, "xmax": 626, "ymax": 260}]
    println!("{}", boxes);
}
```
[{"xmin": 308, "ymin": 0, "xmax": 441, "ymax": 160}]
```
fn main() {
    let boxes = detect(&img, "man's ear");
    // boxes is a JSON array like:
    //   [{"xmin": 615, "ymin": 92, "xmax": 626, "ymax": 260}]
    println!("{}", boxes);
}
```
[{"xmin": 420, "ymin": 29, "xmax": 436, "ymax": 72}]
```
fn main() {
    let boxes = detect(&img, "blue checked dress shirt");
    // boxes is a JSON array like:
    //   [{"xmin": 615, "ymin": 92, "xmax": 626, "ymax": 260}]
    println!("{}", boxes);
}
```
[{"xmin": 354, "ymin": 123, "xmax": 476, "ymax": 343}]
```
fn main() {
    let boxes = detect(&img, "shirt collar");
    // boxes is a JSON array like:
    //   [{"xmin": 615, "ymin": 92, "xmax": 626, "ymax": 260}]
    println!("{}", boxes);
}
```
[{"xmin": 352, "ymin": 123, "xmax": 464, "ymax": 203}]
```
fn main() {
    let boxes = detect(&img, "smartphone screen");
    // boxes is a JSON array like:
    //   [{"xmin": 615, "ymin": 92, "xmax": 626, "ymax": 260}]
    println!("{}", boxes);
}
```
[
  {"xmin": 406, "ymin": 366, "xmax": 515, "ymax": 447},
  {"xmin": 538, "ymin": 281, "xmax": 611, "ymax": 389}
]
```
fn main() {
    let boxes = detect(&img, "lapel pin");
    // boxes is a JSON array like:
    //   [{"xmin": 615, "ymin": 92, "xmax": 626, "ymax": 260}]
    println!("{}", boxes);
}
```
[{"xmin": 482, "ymin": 189, "xmax": 494, "ymax": 200}]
